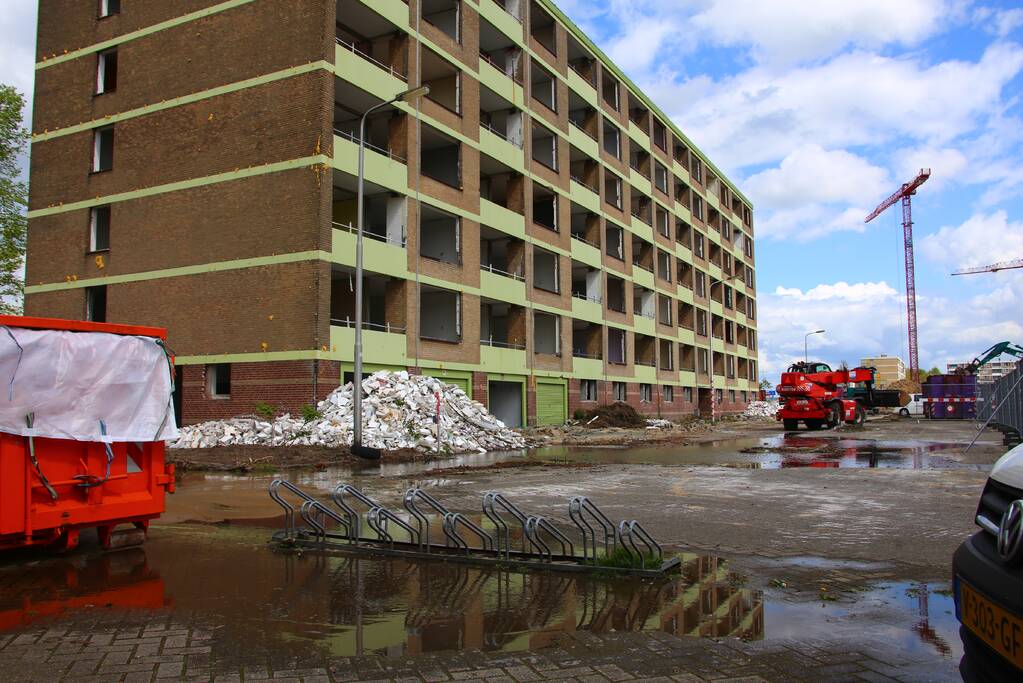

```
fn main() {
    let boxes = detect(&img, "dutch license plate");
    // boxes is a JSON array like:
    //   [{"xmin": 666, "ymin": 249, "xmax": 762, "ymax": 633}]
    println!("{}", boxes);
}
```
[{"xmin": 960, "ymin": 580, "xmax": 1023, "ymax": 670}]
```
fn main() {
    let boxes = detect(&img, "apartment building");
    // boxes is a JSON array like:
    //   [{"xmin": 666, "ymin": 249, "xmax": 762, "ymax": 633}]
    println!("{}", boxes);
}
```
[
  {"xmin": 24, "ymin": 0, "xmax": 759, "ymax": 427},
  {"xmin": 947, "ymin": 360, "xmax": 1019, "ymax": 384},
  {"xmin": 859, "ymin": 355, "xmax": 906, "ymax": 387}
]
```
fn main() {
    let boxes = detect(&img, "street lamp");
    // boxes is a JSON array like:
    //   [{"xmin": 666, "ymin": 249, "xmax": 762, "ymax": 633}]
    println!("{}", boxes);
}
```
[
  {"xmin": 804, "ymin": 329, "xmax": 825, "ymax": 363},
  {"xmin": 352, "ymin": 85, "xmax": 429, "ymax": 459}
]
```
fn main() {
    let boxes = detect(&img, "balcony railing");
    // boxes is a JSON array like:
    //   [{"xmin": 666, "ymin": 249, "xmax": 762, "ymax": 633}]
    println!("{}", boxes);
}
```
[
  {"xmin": 479, "ymin": 50, "xmax": 522, "ymax": 84},
  {"xmin": 480, "ymin": 263, "xmax": 525, "ymax": 281},
  {"xmin": 567, "ymin": 60, "xmax": 596, "ymax": 87},
  {"xmin": 570, "ymin": 174, "xmax": 599, "ymax": 194},
  {"xmin": 572, "ymin": 349, "xmax": 602, "ymax": 359},
  {"xmin": 635, "ymin": 309, "xmax": 655, "ymax": 319},
  {"xmin": 572, "ymin": 291, "xmax": 602, "ymax": 303},
  {"xmin": 480, "ymin": 338, "xmax": 526, "ymax": 350},
  {"xmin": 331, "ymin": 318, "xmax": 406, "ymax": 333},
  {"xmin": 635, "ymin": 358, "xmax": 656, "ymax": 367},
  {"xmin": 336, "ymin": 37, "xmax": 406, "ymax": 81},
  {"xmin": 332, "ymin": 221, "xmax": 406, "ymax": 247},
  {"xmin": 568, "ymin": 116, "xmax": 598, "ymax": 141},
  {"xmin": 571, "ymin": 232, "xmax": 599, "ymax": 249},
  {"xmin": 480, "ymin": 119, "xmax": 522, "ymax": 147},
  {"xmin": 333, "ymin": 128, "xmax": 406, "ymax": 163}
]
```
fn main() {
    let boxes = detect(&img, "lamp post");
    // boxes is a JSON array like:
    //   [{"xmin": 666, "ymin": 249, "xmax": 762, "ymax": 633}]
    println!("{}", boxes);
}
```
[
  {"xmin": 804, "ymin": 329, "xmax": 825, "ymax": 364},
  {"xmin": 353, "ymin": 86, "xmax": 429, "ymax": 459}
]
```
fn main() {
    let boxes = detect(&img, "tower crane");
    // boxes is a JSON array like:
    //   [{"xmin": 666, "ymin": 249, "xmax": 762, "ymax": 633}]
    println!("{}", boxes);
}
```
[
  {"xmin": 864, "ymin": 169, "xmax": 931, "ymax": 381},
  {"xmin": 951, "ymin": 258, "xmax": 1023, "ymax": 276}
]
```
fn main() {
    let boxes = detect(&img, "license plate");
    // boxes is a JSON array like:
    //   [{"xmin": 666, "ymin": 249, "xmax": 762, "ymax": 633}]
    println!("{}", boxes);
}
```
[{"xmin": 960, "ymin": 579, "xmax": 1023, "ymax": 670}]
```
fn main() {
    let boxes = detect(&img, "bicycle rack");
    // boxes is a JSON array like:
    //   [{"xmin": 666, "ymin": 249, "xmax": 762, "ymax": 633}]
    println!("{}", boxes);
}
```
[{"xmin": 269, "ymin": 480, "xmax": 679, "ymax": 576}]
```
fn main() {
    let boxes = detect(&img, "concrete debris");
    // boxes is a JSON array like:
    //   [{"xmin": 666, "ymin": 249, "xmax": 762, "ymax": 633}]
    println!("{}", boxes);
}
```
[
  {"xmin": 645, "ymin": 418, "xmax": 674, "ymax": 429},
  {"xmin": 742, "ymin": 400, "xmax": 779, "ymax": 418},
  {"xmin": 170, "ymin": 371, "xmax": 527, "ymax": 453}
]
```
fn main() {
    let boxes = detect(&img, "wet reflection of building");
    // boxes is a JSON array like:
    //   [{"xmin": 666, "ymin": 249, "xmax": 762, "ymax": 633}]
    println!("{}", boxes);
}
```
[
  {"xmin": 317, "ymin": 552, "xmax": 763, "ymax": 657},
  {"xmin": 0, "ymin": 549, "xmax": 166, "ymax": 630}
]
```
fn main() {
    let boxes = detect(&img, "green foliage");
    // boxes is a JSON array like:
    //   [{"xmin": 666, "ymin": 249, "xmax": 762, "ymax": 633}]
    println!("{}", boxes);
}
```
[
  {"xmin": 0, "ymin": 85, "xmax": 29, "ymax": 315},
  {"xmin": 299, "ymin": 404, "xmax": 322, "ymax": 422},
  {"xmin": 254, "ymin": 402, "xmax": 275, "ymax": 419},
  {"xmin": 572, "ymin": 408, "xmax": 588, "ymax": 420},
  {"xmin": 595, "ymin": 547, "xmax": 662, "ymax": 570}
]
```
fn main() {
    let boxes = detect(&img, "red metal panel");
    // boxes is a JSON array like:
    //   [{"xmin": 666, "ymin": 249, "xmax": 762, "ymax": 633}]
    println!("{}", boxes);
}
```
[{"xmin": 0, "ymin": 315, "xmax": 167, "ymax": 340}]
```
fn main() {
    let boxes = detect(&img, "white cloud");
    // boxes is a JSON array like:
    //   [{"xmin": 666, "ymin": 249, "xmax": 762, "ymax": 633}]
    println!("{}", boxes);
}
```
[
  {"xmin": 974, "ymin": 6, "xmax": 1023, "ymax": 38},
  {"xmin": 919, "ymin": 211, "xmax": 1023, "ymax": 269},
  {"xmin": 745, "ymin": 145, "xmax": 890, "ymax": 209},
  {"xmin": 892, "ymin": 146, "xmax": 969, "ymax": 191},
  {"xmin": 691, "ymin": 0, "xmax": 955, "ymax": 66},
  {"xmin": 605, "ymin": 18, "xmax": 677, "ymax": 73}
]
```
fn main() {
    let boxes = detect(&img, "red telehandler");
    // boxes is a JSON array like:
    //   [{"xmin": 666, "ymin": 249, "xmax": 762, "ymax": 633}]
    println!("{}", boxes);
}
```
[{"xmin": 775, "ymin": 361, "xmax": 899, "ymax": 431}]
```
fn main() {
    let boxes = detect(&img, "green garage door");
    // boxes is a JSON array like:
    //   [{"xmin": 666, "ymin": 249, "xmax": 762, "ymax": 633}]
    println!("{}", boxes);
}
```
[
  {"xmin": 431, "ymin": 374, "xmax": 470, "ymax": 397},
  {"xmin": 536, "ymin": 381, "xmax": 566, "ymax": 425}
]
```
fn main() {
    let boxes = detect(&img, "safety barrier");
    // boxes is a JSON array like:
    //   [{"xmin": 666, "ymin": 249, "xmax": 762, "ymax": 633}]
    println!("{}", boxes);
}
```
[{"xmin": 269, "ymin": 482, "xmax": 679, "ymax": 575}]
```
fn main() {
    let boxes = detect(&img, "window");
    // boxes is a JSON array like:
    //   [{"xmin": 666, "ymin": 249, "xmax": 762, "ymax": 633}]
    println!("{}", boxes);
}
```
[
  {"xmin": 89, "ymin": 206, "xmax": 110, "ymax": 252},
  {"xmin": 729, "ymin": 389, "xmax": 737, "ymax": 403},
  {"xmin": 96, "ymin": 49, "xmax": 117, "ymax": 94},
  {"xmin": 605, "ymin": 225, "xmax": 624, "ymax": 261},
  {"xmin": 695, "ymin": 271, "xmax": 706, "ymax": 298},
  {"xmin": 652, "ymin": 119, "xmax": 667, "ymax": 151},
  {"xmin": 691, "ymin": 156, "xmax": 703, "ymax": 184},
  {"xmin": 98, "ymin": 0, "xmax": 120, "ymax": 17},
  {"xmin": 423, "ymin": 0, "xmax": 460, "ymax": 42},
  {"xmin": 92, "ymin": 126, "xmax": 114, "ymax": 172},
  {"xmin": 532, "ymin": 247, "xmax": 560, "ymax": 293},
  {"xmin": 741, "ymin": 391, "xmax": 748, "ymax": 403},
  {"xmin": 654, "ymin": 162, "xmax": 668, "ymax": 193},
  {"xmin": 726, "ymin": 355, "xmax": 735, "ymax": 378},
  {"xmin": 639, "ymin": 383, "xmax": 652, "ymax": 403},
  {"xmin": 696, "ymin": 309, "xmax": 707, "ymax": 336},
  {"xmin": 662, "ymin": 385, "xmax": 673, "ymax": 402},
  {"xmin": 420, "ymin": 206, "xmax": 461, "ymax": 265},
  {"xmin": 683, "ymin": 387, "xmax": 693, "ymax": 403},
  {"xmin": 692, "ymin": 194, "xmax": 704, "ymax": 221},
  {"xmin": 694, "ymin": 233, "xmax": 704, "ymax": 258},
  {"xmin": 420, "ymin": 287, "xmax": 462, "ymax": 342},
  {"xmin": 608, "ymin": 327, "xmax": 626, "ymax": 364},
  {"xmin": 656, "ymin": 207, "xmax": 669, "ymax": 237},
  {"xmin": 532, "ymin": 185, "xmax": 558, "ymax": 231},
  {"xmin": 207, "ymin": 363, "xmax": 231, "ymax": 398},
  {"xmin": 533, "ymin": 311, "xmax": 561, "ymax": 355},
  {"xmin": 605, "ymin": 173, "xmax": 622, "ymax": 209},
  {"xmin": 85, "ymin": 285, "xmax": 107, "ymax": 322},
  {"xmin": 531, "ymin": 60, "xmax": 557, "ymax": 111},
  {"xmin": 601, "ymin": 72, "xmax": 619, "ymax": 110},
  {"xmin": 602, "ymin": 117, "xmax": 621, "ymax": 159},
  {"xmin": 698, "ymin": 348, "xmax": 709, "ymax": 374},
  {"xmin": 529, "ymin": 0, "xmax": 557, "ymax": 55},
  {"xmin": 531, "ymin": 122, "xmax": 558, "ymax": 170},
  {"xmin": 613, "ymin": 381, "xmax": 626, "ymax": 401},
  {"xmin": 580, "ymin": 379, "xmax": 597, "ymax": 401}
]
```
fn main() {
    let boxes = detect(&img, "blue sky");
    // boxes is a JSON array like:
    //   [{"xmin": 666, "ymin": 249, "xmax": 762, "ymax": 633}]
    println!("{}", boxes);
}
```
[{"xmin": 3, "ymin": 0, "xmax": 1023, "ymax": 380}]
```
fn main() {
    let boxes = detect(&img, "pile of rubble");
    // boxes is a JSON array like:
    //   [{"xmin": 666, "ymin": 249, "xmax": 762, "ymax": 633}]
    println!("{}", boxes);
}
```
[
  {"xmin": 742, "ymin": 400, "xmax": 779, "ymax": 418},
  {"xmin": 170, "ymin": 371, "xmax": 527, "ymax": 453},
  {"xmin": 645, "ymin": 418, "xmax": 674, "ymax": 429}
]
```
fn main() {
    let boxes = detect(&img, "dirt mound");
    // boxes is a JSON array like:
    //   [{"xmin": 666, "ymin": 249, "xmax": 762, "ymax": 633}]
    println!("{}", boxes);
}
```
[
  {"xmin": 888, "ymin": 378, "xmax": 921, "ymax": 394},
  {"xmin": 581, "ymin": 402, "xmax": 646, "ymax": 428}
]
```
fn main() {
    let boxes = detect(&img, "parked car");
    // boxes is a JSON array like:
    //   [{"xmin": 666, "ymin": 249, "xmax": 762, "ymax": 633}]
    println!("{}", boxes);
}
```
[
  {"xmin": 954, "ymin": 443, "xmax": 1023, "ymax": 681},
  {"xmin": 898, "ymin": 393, "xmax": 924, "ymax": 417}
]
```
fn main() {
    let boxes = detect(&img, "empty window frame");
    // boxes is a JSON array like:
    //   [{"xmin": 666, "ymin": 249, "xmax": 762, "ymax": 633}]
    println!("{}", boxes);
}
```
[
  {"xmin": 422, "ymin": 47, "xmax": 461, "ymax": 113},
  {"xmin": 653, "ymin": 161, "xmax": 668, "ymax": 194},
  {"xmin": 420, "ymin": 205, "xmax": 461, "ymax": 264},
  {"xmin": 532, "ymin": 185, "xmax": 558, "ymax": 231},
  {"xmin": 529, "ymin": 0, "xmax": 557, "ymax": 55},
  {"xmin": 89, "ymin": 206, "xmax": 111, "ymax": 252},
  {"xmin": 602, "ymin": 117, "xmax": 620, "ymax": 159},
  {"xmin": 532, "ymin": 247, "xmax": 560, "ymax": 293},
  {"xmin": 98, "ymin": 0, "xmax": 120, "ymax": 18},
  {"xmin": 662, "ymin": 385, "xmax": 673, "ymax": 402},
  {"xmin": 730, "ymin": 389, "xmax": 737, "ymax": 403},
  {"xmin": 96, "ymin": 49, "xmax": 117, "ymax": 94},
  {"xmin": 92, "ymin": 126, "xmax": 114, "ymax": 172},
  {"xmin": 604, "ymin": 172, "xmax": 623, "ymax": 210},
  {"xmin": 531, "ymin": 60, "xmax": 557, "ymax": 111},
  {"xmin": 420, "ymin": 124, "xmax": 462, "ymax": 187},
  {"xmin": 601, "ymin": 72, "xmax": 619, "ymax": 111},
  {"xmin": 608, "ymin": 327, "xmax": 626, "ymax": 364},
  {"xmin": 639, "ymin": 383, "xmax": 651, "ymax": 403},
  {"xmin": 696, "ymin": 309, "xmax": 707, "ymax": 336},
  {"xmin": 580, "ymin": 379, "xmax": 597, "ymax": 401},
  {"xmin": 207, "ymin": 363, "xmax": 231, "ymax": 398},
  {"xmin": 422, "ymin": 0, "xmax": 460, "ymax": 42},
  {"xmin": 652, "ymin": 119, "xmax": 667, "ymax": 151},
  {"xmin": 531, "ymin": 122, "xmax": 558, "ymax": 170},
  {"xmin": 695, "ymin": 270, "xmax": 706, "ymax": 298},
  {"xmin": 533, "ymin": 311, "xmax": 561, "ymax": 355},
  {"xmin": 684, "ymin": 386, "xmax": 693, "ymax": 403},
  {"xmin": 690, "ymin": 156, "xmax": 703, "ymax": 183},
  {"xmin": 605, "ymin": 225, "xmax": 625, "ymax": 261},
  {"xmin": 693, "ymin": 232, "xmax": 705, "ymax": 259},
  {"xmin": 612, "ymin": 381, "xmax": 626, "ymax": 401},
  {"xmin": 85, "ymin": 285, "xmax": 107, "ymax": 322},
  {"xmin": 656, "ymin": 250, "xmax": 672, "ymax": 282},
  {"xmin": 692, "ymin": 194, "xmax": 704, "ymax": 221},
  {"xmin": 655, "ymin": 206, "xmax": 670, "ymax": 237},
  {"xmin": 420, "ymin": 287, "xmax": 462, "ymax": 342}
]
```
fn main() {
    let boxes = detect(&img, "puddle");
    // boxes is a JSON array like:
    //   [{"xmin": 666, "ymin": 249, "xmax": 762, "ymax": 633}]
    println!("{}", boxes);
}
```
[{"xmin": 0, "ymin": 527, "xmax": 958, "ymax": 663}]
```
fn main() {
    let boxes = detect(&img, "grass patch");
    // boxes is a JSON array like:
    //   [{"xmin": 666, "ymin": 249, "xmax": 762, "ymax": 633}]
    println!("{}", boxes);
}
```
[{"xmin": 595, "ymin": 547, "xmax": 663, "ymax": 570}]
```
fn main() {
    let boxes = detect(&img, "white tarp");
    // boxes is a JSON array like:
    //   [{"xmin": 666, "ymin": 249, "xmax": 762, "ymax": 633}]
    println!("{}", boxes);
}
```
[{"xmin": 0, "ymin": 326, "xmax": 178, "ymax": 442}]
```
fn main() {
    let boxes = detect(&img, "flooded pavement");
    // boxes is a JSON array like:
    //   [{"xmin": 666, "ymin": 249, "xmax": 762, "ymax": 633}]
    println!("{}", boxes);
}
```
[{"xmin": 0, "ymin": 525, "xmax": 959, "ymax": 666}]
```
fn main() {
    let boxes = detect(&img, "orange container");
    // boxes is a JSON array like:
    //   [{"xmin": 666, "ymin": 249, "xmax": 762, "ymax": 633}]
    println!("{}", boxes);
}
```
[{"xmin": 0, "ymin": 316, "xmax": 175, "ymax": 552}]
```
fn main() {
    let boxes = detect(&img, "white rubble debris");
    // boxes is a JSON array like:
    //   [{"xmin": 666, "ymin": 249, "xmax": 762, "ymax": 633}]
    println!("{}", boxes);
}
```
[
  {"xmin": 170, "ymin": 371, "xmax": 527, "ymax": 453},
  {"xmin": 742, "ymin": 400, "xmax": 779, "ymax": 418},
  {"xmin": 645, "ymin": 418, "xmax": 674, "ymax": 429}
]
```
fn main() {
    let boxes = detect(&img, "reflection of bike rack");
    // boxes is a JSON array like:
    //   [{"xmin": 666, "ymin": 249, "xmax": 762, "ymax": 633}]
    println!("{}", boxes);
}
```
[{"xmin": 269, "ymin": 481, "xmax": 680, "ymax": 575}]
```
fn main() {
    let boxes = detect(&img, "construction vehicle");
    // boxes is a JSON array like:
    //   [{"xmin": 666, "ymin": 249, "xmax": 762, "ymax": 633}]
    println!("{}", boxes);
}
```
[
  {"xmin": 0, "ymin": 316, "xmax": 177, "ymax": 552},
  {"xmin": 952, "ymin": 341, "xmax": 1023, "ymax": 376},
  {"xmin": 775, "ymin": 362, "xmax": 899, "ymax": 431}
]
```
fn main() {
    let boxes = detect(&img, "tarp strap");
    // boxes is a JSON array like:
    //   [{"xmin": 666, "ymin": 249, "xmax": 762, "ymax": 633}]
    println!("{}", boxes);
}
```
[
  {"xmin": 25, "ymin": 413, "xmax": 58, "ymax": 501},
  {"xmin": 74, "ymin": 420, "xmax": 114, "ymax": 489},
  {"xmin": 152, "ymin": 338, "xmax": 176, "ymax": 441},
  {"xmin": 3, "ymin": 327, "xmax": 23, "ymax": 401}
]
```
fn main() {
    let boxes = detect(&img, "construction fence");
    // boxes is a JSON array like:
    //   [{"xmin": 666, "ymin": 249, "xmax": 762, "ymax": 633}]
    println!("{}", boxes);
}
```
[{"xmin": 977, "ymin": 361, "xmax": 1023, "ymax": 437}]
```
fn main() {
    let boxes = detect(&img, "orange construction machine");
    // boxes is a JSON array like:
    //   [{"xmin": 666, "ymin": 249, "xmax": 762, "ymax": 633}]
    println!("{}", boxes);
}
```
[
  {"xmin": 0, "ymin": 316, "xmax": 176, "ymax": 552},
  {"xmin": 775, "ymin": 361, "xmax": 879, "ymax": 431}
]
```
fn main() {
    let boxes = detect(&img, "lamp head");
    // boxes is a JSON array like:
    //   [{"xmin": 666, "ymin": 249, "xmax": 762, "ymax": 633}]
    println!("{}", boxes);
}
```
[{"xmin": 398, "ymin": 85, "xmax": 430, "ymax": 102}]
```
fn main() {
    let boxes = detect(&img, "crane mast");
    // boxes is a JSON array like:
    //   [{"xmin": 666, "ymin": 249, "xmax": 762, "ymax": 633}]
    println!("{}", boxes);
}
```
[{"xmin": 864, "ymin": 169, "xmax": 931, "ymax": 381}]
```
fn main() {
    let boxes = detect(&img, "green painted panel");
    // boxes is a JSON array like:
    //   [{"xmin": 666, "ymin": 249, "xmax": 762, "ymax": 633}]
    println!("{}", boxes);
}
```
[
  {"xmin": 571, "ymin": 297, "xmax": 603, "ymax": 323},
  {"xmin": 572, "ymin": 356, "xmax": 603, "ymax": 379},
  {"xmin": 567, "ymin": 124, "xmax": 599, "ymax": 159},
  {"xmin": 629, "ymin": 169, "xmax": 652, "ymax": 196},
  {"xmin": 565, "ymin": 68, "xmax": 599, "ymax": 108},
  {"xmin": 634, "ymin": 315, "xmax": 655, "ymax": 336},
  {"xmin": 333, "ymin": 135, "xmax": 408, "ymax": 193},
  {"xmin": 570, "ymin": 179, "xmax": 601, "ymax": 213},
  {"xmin": 679, "ymin": 370, "xmax": 697, "ymax": 386},
  {"xmin": 632, "ymin": 267, "xmax": 655, "ymax": 290},
  {"xmin": 335, "ymin": 44, "xmax": 407, "ymax": 100},
  {"xmin": 710, "ymin": 300, "xmax": 724, "ymax": 316},
  {"xmin": 480, "ymin": 198, "xmax": 526, "ymax": 238},
  {"xmin": 480, "ymin": 346, "xmax": 527, "ymax": 374},
  {"xmin": 676, "ymin": 287, "xmax": 694, "ymax": 304},
  {"xmin": 626, "ymin": 120, "xmax": 650, "ymax": 149},
  {"xmin": 477, "ymin": 59, "xmax": 525, "ymax": 106},
  {"xmin": 677, "ymin": 328, "xmax": 696, "ymax": 345},
  {"xmin": 332, "ymin": 228, "xmax": 408, "ymax": 277},
  {"xmin": 476, "ymin": 0, "xmax": 525, "ymax": 45},
  {"xmin": 635, "ymin": 365, "xmax": 657, "ymax": 382},
  {"xmin": 711, "ymin": 338, "xmax": 725, "ymax": 353},
  {"xmin": 672, "ymin": 160, "xmax": 691, "ymax": 184},
  {"xmin": 480, "ymin": 128, "xmax": 526, "ymax": 170},
  {"xmin": 480, "ymin": 269, "xmax": 526, "ymax": 305},
  {"xmin": 330, "ymin": 326, "xmax": 409, "ymax": 365},
  {"xmin": 535, "ymin": 380, "xmax": 566, "ymax": 425},
  {"xmin": 570, "ymin": 238, "xmax": 602, "ymax": 269},
  {"xmin": 357, "ymin": 0, "xmax": 408, "ymax": 30}
]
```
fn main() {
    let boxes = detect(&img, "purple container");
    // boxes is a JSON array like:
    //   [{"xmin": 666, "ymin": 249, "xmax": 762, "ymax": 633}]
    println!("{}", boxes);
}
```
[{"xmin": 923, "ymin": 374, "xmax": 977, "ymax": 419}]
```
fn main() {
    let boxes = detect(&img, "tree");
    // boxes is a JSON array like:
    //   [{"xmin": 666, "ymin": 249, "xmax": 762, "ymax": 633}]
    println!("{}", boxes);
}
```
[{"xmin": 0, "ymin": 85, "xmax": 29, "ymax": 315}]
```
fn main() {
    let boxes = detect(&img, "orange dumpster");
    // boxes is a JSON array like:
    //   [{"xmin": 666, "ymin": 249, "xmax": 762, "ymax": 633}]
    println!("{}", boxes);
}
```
[{"xmin": 0, "ymin": 316, "xmax": 176, "ymax": 552}]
